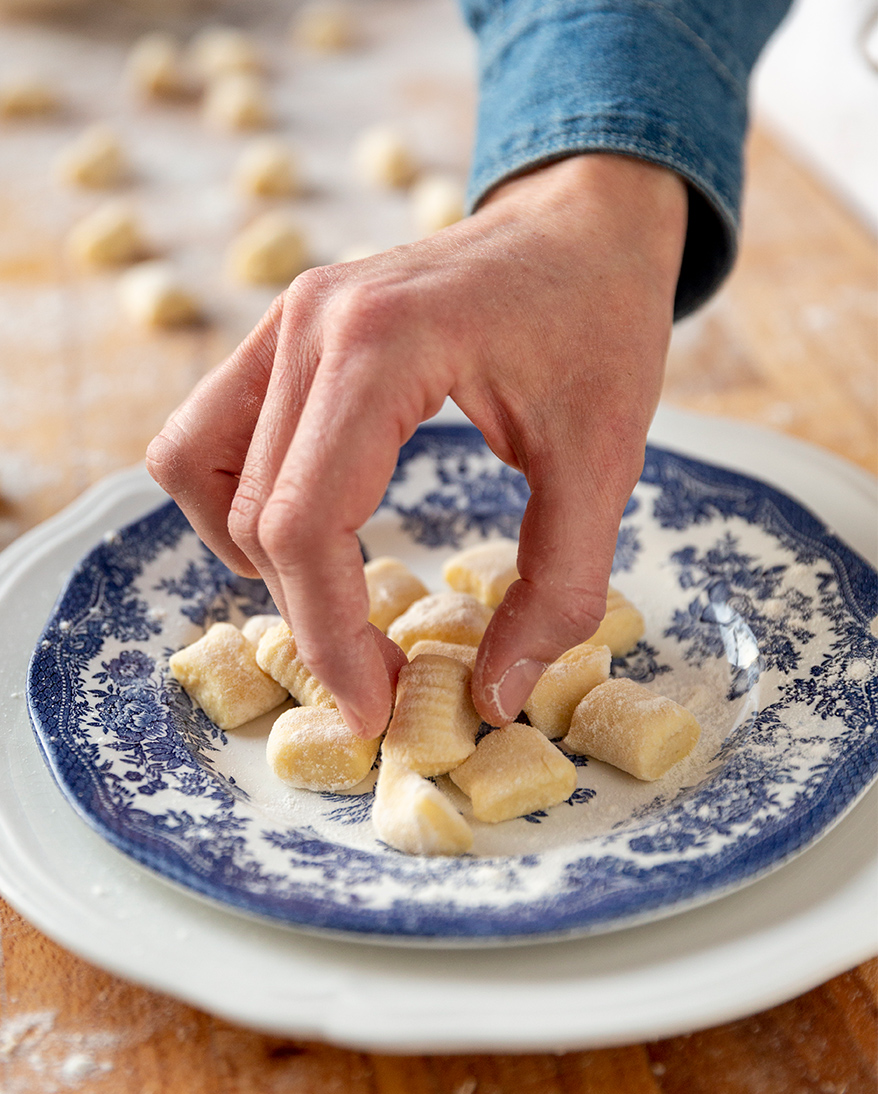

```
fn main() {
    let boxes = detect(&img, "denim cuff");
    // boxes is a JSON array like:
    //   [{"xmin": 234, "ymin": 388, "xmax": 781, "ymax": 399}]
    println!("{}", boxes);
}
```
[{"xmin": 463, "ymin": 1, "xmax": 761, "ymax": 318}]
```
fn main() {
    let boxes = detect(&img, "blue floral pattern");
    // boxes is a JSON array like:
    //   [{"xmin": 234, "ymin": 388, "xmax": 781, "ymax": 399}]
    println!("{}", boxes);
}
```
[{"xmin": 26, "ymin": 425, "xmax": 878, "ymax": 941}]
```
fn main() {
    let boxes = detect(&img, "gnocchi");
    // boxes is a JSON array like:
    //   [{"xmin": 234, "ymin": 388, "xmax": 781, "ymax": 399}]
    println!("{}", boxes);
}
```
[
  {"xmin": 118, "ymin": 262, "xmax": 202, "ymax": 328},
  {"xmin": 564, "ymin": 677, "xmax": 701, "ymax": 781},
  {"xmin": 386, "ymin": 591, "xmax": 492, "ymax": 655},
  {"xmin": 523, "ymin": 642, "xmax": 611, "ymax": 739},
  {"xmin": 364, "ymin": 556, "xmax": 429, "ymax": 633},
  {"xmin": 450, "ymin": 723, "xmax": 577, "ymax": 823},
  {"xmin": 256, "ymin": 621, "xmax": 335, "ymax": 708},
  {"xmin": 382, "ymin": 654, "xmax": 481, "ymax": 776},
  {"xmin": 169, "ymin": 622, "xmax": 287, "ymax": 730},
  {"xmin": 442, "ymin": 537, "xmax": 518, "ymax": 609},
  {"xmin": 227, "ymin": 210, "xmax": 308, "ymax": 285},
  {"xmin": 372, "ymin": 756, "xmax": 472, "ymax": 856},
  {"xmin": 267, "ymin": 705, "xmax": 379, "ymax": 791},
  {"xmin": 55, "ymin": 125, "xmax": 129, "ymax": 189}
]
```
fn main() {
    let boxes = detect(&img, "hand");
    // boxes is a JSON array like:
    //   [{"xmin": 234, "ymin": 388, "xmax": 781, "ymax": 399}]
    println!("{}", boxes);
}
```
[{"xmin": 147, "ymin": 153, "xmax": 687, "ymax": 738}]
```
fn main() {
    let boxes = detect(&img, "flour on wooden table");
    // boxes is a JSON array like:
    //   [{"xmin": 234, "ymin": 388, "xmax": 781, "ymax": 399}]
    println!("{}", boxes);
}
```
[{"xmin": 0, "ymin": 1009, "xmax": 117, "ymax": 1092}]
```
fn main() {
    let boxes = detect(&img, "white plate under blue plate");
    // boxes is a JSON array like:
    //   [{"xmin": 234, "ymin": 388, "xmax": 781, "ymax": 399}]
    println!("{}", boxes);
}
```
[{"xmin": 26, "ymin": 424, "xmax": 878, "ymax": 943}]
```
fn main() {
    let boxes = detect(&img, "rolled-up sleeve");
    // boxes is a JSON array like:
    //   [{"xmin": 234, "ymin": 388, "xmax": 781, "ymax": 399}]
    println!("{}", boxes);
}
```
[{"xmin": 459, "ymin": 0, "xmax": 792, "ymax": 318}]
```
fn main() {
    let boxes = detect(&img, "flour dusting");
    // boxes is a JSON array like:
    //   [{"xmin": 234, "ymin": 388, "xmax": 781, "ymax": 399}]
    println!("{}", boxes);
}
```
[{"xmin": 0, "ymin": 1010, "xmax": 118, "ymax": 1092}]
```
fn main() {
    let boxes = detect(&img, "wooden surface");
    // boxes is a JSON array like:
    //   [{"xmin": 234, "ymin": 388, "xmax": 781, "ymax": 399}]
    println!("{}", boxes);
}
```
[{"xmin": 1, "ymin": 3, "xmax": 877, "ymax": 1091}]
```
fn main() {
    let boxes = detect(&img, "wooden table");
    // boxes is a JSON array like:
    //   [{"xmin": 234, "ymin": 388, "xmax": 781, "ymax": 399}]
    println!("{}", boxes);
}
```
[{"xmin": 0, "ymin": 3, "xmax": 876, "ymax": 1090}]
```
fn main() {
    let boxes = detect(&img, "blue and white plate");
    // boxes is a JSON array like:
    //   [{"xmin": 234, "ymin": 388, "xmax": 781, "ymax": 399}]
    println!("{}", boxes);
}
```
[{"xmin": 26, "ymin": 424, "xmax": 878, "ymax": 943}]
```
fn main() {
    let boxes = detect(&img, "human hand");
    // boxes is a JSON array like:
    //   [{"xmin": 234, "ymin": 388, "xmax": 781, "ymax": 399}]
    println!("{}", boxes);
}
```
[{"xmin": 147, "ymin": 153, "xmax": 687, "ymax": 738}]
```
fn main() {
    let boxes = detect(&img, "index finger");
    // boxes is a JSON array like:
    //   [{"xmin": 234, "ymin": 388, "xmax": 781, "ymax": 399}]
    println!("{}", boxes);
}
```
[
  {"xmin": 146, "ymin": 292, "xmax": 285, "ymax": 575},
  {"xmin": 255, "ymin": 345, "xmax": 444, "ymax": 737}
]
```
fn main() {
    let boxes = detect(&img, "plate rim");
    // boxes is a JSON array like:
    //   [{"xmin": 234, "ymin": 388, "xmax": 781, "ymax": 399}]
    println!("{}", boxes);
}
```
[
  {"xmin": 24, "ymin": 422, "xmax": 878, "ymax": 942},
  {"xmin": 0, "ymin": 405, "xmax": 876, "ymax": 1049}
]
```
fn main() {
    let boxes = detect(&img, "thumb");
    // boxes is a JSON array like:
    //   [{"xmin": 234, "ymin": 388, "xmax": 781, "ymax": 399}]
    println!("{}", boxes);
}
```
[{"xmin": 471, "ymin": 447, "xmax": 641, "ymax": 725}]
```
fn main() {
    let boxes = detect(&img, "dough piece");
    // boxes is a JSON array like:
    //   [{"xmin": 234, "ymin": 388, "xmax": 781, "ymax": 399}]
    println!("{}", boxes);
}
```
[
  {"xmin": 267, "ymin": 706, "xmax": 378, "ymax": 791},
  {"xmin": 364, "ymin": 556, "xmax": 429, "ymax": 633},
  {"xmin": 169, "ymin": 622, "xmax": 287, "ymax": 731},
  {"xmin": 0, "ymin": 75, "xmax": 58, "ymax": 118},
  {"xmin": 411, "ymin": 173, "xmax": 465, "ymax": 235},
  {"xmin": 386, "ymin": 591, "xmax": 492, "ymax": 656},
  {"xmin": 118, "ymin": 261, "xmax": 201, "ymax": 327},
  {"xmin": 189, "ymin": 25, "xmax": 264, "ymax": 79},
  {"xmin": 292, "ymin": 2, "xmax": 355, "ymax": 52},
  {"xmin": 126, "ymin": 32, "xmax": 191, "ymax": 99},
  {"xmin": 54, "ymin": 124, "xmax": 129, "ymax": 189},
  {"xmin": 233, "ymin": 137, "xmax": 299, "ymax": 197},
  {"xmin": 450, "ymin": 723, "xmax": 577, "ymax": 823},
  {"xmin": 406, "ymin": 639, "xmax": 478, "ymax": 672},
  {"xmin": 68, "ymin": 201, "xmax": 146, "ymax": 267},
  {"xmin": 524, "ymin": 642, "xmax": 611, "ymax": 739},
  {"xmin": 587, "ymin": 590, "xmax": 645, "ymax": 657},
  {"xmin": 256, "ymin": 621, "xmax": 335, "ymax": 708},
  {"xmin": 240, "ymin": 613, "xmax": 283, "ymax": 645},
  {"xmin": 335, "ymin": 242, "xmax": 378, "ymax": 263},
  {"xmin": 382, "ymin": 654, "xmax": 481, "ymax": 776},
  {"xmin": 442, "ymin": 538, "xmax": 518, "ymax": 609},
  {"xmin": 352, "ymin": 124, "xmax": 417, "ymax": 189},
  {"xmin": 564, "ymin": 677, "xmax": 701, "ymax": 781},
  {"xmin": 228, "ymin": 210, "xmax": 308, "ymax": 285},
  {"xmin": 203, "ymin": 73, "xmax": 271, "ymax": 131},
  {"xmin": 372, "ymin": 756, "xmax": 472, "ymax": 856},
  {"xmin": 606, "ymin": 584, "xmax": 628, "ymax": 611}
]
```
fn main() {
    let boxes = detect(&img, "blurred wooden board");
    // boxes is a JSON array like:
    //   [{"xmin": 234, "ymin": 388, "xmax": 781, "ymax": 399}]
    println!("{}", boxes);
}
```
[{"xmin": 0, "ymin": 1, "xmax": 876, "ymax": 1091}]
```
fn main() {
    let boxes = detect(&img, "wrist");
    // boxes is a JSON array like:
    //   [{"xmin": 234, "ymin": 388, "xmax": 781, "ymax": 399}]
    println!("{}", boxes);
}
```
[{"xmin": 478, "ymin": 153, "xmax": 688, "ymax": 300}]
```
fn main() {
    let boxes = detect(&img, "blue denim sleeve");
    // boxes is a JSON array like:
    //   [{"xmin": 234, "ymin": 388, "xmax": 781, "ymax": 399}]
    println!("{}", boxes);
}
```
[{"xmin": 458, "ymin": 0, "xmax": 792, "ymax": 317}]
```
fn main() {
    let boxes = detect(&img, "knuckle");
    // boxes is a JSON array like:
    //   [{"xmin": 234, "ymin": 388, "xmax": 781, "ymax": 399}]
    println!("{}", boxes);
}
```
[
  {"xmin": 323, "ymin": 280, "xmax": 413, "ymax": 350},
  {"xmin": 553, "ymin": 586, "xmax": 609, "ymax": 640},
  {"xmin": 226, "ymin": 487, "xmax": 263, "ymax": 554},
  {"xmin": 286, "ymin": 264, "xmax": 336, "ymax": 311},
  {"xmin": 256, "ymin": 495, "xmax": 314, "ymax": 565}
]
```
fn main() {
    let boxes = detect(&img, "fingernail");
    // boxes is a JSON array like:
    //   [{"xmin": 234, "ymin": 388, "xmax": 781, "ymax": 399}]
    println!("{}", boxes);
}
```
[{"xmin": 494, "ymin": 658, "xmax": 545, "ymax": 724}]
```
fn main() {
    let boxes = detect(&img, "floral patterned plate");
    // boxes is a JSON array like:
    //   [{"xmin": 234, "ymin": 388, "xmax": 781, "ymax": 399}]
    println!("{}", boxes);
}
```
[{"xmin": 26, "ymin": 424, "xmax": 878, "ymax": 943}]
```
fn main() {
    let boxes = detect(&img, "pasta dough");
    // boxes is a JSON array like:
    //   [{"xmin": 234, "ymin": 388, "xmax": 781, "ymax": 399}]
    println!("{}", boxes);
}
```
[
  {"xmin": 255, "ymin": 621, "xmax": 335, "ymax": 708},
  {"xmin": 203, "ymin": 73, "xmax": 271, "ymax": 131},
  {"xmin": 382, "ymin": 654, "xmax": 481, "ymax": 776},
  {"xmin": 352, "ymin": 124, "xmax": 417, "ymax": 189},
  {"xmin": 189, "ymin": 26, "xmax": 264, "ymax": 79},
  {"xmin": 364, "ymin": 556, "xmax": 429, "ymax": 633},
  {"xmin": 240, "ymin": 613, "xmax": 283, "ymax": 645},
  {"xmin": 405, "ymin": 639, "xmax": 478, "ymax": 671},
  {"xmin": 587, "ymin": 586, "xmax": 645, "ymax": 656},
  {"xmin": 292, "ymin": 2, "xmax": 356, "ymax": 52},
  {"xmin": 564, "ymin": 677, "xmax": 701, "ymax": 781},
  {"xmin": 442, "ymin": 538, "xmax": 518, "ymax": 609},
  {"xmin": 0, "ymin": 75, "xmax": 58, "ymax": 118},
  {"xmin": 267, "ymin": 706, "xmax": 379, "ymax": 791},
  {"xmin": 126, "ymin": 32, "xmax": 191, "ymax": 99},
  {"xmin": 233, "ymin": 137, "xmax": 299, "ymax": 198},
  {"xmin": 118, "ymin": 262, "xmax": 201, "ymax": 328},
  {"xmin": 411, "ymin": 173, "xmax": 465, "ymax": 235},
  {"xmin": 169, "ymin": 622, "xmax": 287, "ymax": 730},
  {"xmin": 523, "ymin": 642, "xmax": 611, "ymax": 739},
  {"xmin": 372, "ymin": 757, "xmax": 472, "ymax": 855},
  {"xmin": 55, "ymin": 125, "xmax": 129, "ymax": 189},
  {"xmin": 386, "ymin": 591, "xmax": 492, "ymax": 655},
  {"xmin": 335, "ymin": 242, "xmax": 378, "ymax": 263},
  {"xmin": 68, "ymin": 201, "xmax": 145, "ymax": 267},
  {"xmin": 228, "ymin": 210, "xmax": 308, "ymax": 285},
  {"xmin": 450, "ymin": 723, "xmax": 577, "ymax": 823}
]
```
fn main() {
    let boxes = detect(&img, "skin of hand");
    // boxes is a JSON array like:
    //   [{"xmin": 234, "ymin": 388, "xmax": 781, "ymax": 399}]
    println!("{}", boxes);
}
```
[{"xmin": 147, "ymin": 153, "xmax": 687, "ymax": 738}]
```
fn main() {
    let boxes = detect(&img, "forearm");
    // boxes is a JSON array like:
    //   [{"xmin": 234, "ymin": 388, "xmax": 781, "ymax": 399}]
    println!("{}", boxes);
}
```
[{"xmin": 459, "ymin": 0, "xmax": 794, "ymax": 318}]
